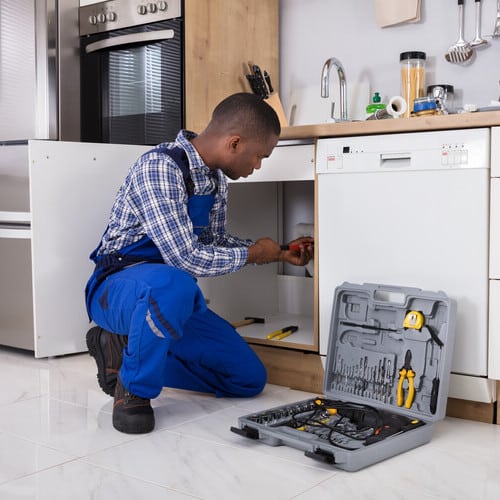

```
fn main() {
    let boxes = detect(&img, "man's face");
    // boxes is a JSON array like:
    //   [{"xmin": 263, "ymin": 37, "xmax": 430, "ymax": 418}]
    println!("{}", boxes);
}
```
[{"xmin": 221, "ymin": 134, "xmax": 279, "ymax": 180}]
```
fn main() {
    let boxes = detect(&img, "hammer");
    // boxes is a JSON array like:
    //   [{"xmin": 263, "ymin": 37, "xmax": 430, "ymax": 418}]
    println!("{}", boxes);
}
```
[{"xmin": 232, "ymin": 316, "xmax": 265, "ymax": 328}]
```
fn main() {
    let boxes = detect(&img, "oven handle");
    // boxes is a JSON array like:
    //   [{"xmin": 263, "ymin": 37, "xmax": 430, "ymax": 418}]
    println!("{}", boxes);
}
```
[{"xmin": 85, "ymin": 29, "xmax": 175, "ymax": 54}]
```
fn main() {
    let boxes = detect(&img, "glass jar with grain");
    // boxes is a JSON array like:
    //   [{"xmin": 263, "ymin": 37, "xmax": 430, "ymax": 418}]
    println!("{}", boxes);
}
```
[{"xmin": 400, "ymin": 51, "xmax": 426, "ymax": 118}]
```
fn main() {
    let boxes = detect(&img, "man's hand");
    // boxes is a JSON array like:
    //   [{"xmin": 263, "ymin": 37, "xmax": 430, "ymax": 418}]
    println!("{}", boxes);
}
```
[
  {"xmin": 247, "ymin": 237, "xmax": 282, "ymax": 265},
  {"xmin": 280, "ymin": 237, "xmax": 314, "ymax": 266},
  {"xmin": 246, "ymin": 236, "xmax": 314, "ymax": 266}
]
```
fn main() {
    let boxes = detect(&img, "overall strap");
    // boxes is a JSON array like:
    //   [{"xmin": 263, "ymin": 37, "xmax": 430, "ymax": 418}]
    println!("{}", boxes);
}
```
[{"xmin": 152, "ymin": 145, "xmax": 195, "ymax": 196}]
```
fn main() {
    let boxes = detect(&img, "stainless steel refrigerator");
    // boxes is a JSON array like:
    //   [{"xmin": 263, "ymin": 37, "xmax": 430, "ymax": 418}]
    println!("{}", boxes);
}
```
[{"xmin": 0, "ymin": 0, "xmax": 80, "ymax": 352}]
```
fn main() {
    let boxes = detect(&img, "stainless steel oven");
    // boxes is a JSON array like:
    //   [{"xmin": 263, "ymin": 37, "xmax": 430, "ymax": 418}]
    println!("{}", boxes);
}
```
[{"xmin": 79, "ymin": 0, "xmax": 183, "ymax": 145}]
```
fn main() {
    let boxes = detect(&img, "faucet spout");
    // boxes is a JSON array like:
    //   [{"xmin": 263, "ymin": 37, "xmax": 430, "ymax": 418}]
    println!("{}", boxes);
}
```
[{"xmin": 321, "ymin": 57, "xmax": 347, "ymax": 121}]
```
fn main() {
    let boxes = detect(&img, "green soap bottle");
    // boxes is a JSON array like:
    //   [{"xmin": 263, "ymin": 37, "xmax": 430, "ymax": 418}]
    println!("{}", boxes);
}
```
[{"xmin": 366, "ymin": 92, "xmax": 386, "ymax": 114}]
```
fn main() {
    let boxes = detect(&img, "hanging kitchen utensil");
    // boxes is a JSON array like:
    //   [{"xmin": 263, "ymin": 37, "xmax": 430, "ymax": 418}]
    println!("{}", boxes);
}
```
[
  {"xmin": 445, "ymin": 0, "xmax": 474, "ymax": 64},
  {"xmin": 493, "ymin": 0, "xmax": 500, "ymax": 37},
  {"xmin": 470, "ymin": 0, "xmax": 488, "ymax": 47}
]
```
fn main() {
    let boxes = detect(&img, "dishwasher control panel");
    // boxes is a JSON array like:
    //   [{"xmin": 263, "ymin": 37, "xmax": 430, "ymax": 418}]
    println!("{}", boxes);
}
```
[
  {"xmin": 440, "ymin": 143, "xmax": 468, "ymax": 166},
  {"xmin": 316, "ymin": 128, "xmax": 490, "ymax": 173}
]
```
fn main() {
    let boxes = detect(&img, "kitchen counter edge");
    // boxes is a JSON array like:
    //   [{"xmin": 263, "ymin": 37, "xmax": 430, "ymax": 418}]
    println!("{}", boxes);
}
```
[{"xmin": 279, "ymin": 111, "xmax": 500, "ymax": 140}]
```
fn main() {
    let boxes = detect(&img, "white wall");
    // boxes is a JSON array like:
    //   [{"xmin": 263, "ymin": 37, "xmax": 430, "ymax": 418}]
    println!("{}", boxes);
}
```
[{"xmin": 280, "ymin": 0, "xmax": 500, "ymax": 122}]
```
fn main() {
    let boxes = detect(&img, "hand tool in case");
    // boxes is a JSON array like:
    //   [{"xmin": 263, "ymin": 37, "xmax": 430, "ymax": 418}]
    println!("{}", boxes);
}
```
[{"xmin": 231, "ymin": 282, "xmax": 456, "ymax": 471}]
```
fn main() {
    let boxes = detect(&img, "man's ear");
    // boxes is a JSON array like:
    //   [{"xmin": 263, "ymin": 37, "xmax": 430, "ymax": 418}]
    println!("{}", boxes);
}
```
[{"xmin": 228, "ymin": 135, "xmax": 241, "ymax": 153}]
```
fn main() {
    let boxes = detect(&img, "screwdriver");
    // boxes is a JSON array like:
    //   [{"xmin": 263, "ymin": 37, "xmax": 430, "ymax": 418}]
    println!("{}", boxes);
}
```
[
  {"xmin": 266, "ymin": 325, "xmax": 298, "ymax": 340},
  {"xmin": 430, "ymin": 356, "xmax": 440, "ymax": 415},
  {"xmin": 280, "ymin": 243, "xmax": 314, "ymax": 252}
]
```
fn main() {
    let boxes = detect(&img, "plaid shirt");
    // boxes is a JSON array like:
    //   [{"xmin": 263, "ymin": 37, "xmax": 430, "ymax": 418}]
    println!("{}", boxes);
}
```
[{"xmin": 95, "ymin": 130, "xmax": 252, "ymax": 277}]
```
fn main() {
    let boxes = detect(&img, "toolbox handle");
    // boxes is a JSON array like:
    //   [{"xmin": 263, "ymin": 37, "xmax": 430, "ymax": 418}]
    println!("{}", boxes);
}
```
[
  {"xmin": 369, "ymin": 283, "xmax": 426, "ymax": 305},
  {"xmin": 373, "ymin": 288, "xmax": 406, "ymax": 304}
]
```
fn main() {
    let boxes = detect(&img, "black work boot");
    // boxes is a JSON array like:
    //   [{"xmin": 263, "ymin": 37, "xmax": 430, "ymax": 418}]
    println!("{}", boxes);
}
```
[
  {"xmin": 86, "ymin": 326, "xmax": 128, "ymax": 396},
  {"xmin": 113, "ymin": 377, "xmax": 155, "ymax": 434}
]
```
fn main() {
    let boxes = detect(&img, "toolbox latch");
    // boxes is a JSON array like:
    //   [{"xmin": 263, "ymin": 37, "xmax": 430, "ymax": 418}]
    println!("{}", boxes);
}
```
[
  {"xmin": 230, "ymin": 426, "xmax": 259, "ymax": 440},
  {"xmin": 304, "ymin": 448, "xmax": 335, "ymax": 464}
]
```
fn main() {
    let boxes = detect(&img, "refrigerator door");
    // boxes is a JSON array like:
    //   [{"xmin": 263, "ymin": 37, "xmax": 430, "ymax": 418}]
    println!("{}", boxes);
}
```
[
  {"xmin": 0, "ymin": 1, "xmax": 37, "ymax": 140},
  {"xmin": 0, "ymin": 0, "xmax": 80, "ymax": 142}
]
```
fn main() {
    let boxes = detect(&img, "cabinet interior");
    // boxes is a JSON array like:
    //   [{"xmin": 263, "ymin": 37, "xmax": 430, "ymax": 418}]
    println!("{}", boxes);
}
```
[{"xmin": 197, "ymin": 180, "xmax": 316, "ymax": 351}]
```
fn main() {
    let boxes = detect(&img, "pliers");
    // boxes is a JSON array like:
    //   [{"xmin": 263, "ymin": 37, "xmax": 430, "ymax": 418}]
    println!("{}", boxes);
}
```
[{"xmin": 397, "ymin": 349, "xmax": 416, "ymax": 409}]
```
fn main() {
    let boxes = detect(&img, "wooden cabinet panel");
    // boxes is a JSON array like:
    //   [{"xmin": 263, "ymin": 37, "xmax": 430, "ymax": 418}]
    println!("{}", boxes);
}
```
[{"xmin": 184, "ymin": 0, "xmax": 279, "ymax": 132}]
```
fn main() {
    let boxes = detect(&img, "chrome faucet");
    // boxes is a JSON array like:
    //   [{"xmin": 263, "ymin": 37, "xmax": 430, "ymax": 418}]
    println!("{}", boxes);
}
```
[{"xmin": 320, "ymin": 57, "xmax": 347, "ymax": 121}]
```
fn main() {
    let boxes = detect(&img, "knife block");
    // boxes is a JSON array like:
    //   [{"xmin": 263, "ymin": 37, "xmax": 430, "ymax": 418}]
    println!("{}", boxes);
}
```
[{"xmin": 265, "ymin": 92, "xmax": 288, "ymax": 128}]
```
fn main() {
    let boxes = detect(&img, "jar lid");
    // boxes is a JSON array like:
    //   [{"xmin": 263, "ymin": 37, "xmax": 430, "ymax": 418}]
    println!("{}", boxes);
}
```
[
  {"xmin": 400, "ymin": 51, "xmax": 426, "ymax": 61},
  {"xmin": 413, "ymin": 96, "xmax": 437, "ymax": 112},
  {"xmin": 427, "ymin": 84, "xmax": 454, "ymax": 94}
]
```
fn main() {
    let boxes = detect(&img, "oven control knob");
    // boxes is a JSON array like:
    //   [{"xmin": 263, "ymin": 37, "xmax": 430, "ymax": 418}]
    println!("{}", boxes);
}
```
[
  {"xmin": 158, "ymin": 1, "xmax": 168, "ymax": 11},
  {"xmin": 97, "ymin": 13, "xmax": 106, "ymax": 23},
  {"xmin": 107, "ymin": 11, "xmax": 117, "ymax": 22},
  {"xmin": 88, "ymin": 15, "xmax": 98, "ymax": 25},
  {"xmin": 137, "ymin": 4, "xmax": 147, "ymax": 15},
  {"xmin": 148, "ymin": 3, "xmax": 158, "ymax": 13}
]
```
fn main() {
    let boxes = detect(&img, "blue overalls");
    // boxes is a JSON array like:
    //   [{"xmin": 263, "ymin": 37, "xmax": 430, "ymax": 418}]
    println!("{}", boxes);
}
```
[{"xmin": 85, "ymin": 147, "xmax": 266, "ymax": 400}]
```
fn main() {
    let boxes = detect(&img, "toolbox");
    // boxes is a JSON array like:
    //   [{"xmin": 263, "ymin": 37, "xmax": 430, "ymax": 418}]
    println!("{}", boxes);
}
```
[{"xmin": 231, "ymin": 282, "xmax": 456, "ymax": 471}]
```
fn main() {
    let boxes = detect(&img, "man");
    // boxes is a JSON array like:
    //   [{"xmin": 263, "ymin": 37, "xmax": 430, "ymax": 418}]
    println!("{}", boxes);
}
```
[{"xmin": 85, "ymin": 93, "xmax": 314, "ymax": 434}]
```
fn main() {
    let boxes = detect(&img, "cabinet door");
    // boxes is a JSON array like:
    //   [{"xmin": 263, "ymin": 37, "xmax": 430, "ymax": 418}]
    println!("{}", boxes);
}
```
[
  {"xmin": 489, "ymin": 280, "xmax": 500, "ymax": 379},
  {"xmin": 184, "ymin": 0, "xmax": 279, "ymax": 132},
  {"xmin": 29, "ymin": 141, "xmax": 149, "ymax": 357},
  {"xmin": 491, "ymin": 127, "xmax": 500, "ymax": 177},
  {"xmin": 490, "ymin": 178, "xmax": 500, "ymax": 278}
]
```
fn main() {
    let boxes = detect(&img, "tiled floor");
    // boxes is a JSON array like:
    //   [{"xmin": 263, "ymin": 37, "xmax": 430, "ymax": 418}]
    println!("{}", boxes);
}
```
[{"xmin": 0, "ymin": 348, "xmax": 499, "ymax": 500}]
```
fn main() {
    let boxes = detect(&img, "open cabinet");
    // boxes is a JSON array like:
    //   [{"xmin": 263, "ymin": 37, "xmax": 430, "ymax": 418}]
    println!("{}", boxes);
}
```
[
  {"xmin": 197, "ymin": 140, "xmax": 323, "ymax": 388},
  {"xmin": 199, "ymin": 180, "xmax": 315, "ymax": 350}
]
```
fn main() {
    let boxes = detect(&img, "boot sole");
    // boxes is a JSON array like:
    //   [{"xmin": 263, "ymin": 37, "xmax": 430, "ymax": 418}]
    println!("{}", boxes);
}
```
[
  {"xmin": 112, "ymin": 412, "xmax": 155, "ymax": 434},
  {"xmin": 86, "ymin": 327, "xmax": 127, "ymax": 396}
]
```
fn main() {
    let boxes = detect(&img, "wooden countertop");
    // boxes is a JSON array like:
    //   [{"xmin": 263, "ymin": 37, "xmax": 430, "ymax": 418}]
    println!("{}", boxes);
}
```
[{"xmin": 279, "ymin": 110, "xmax": 500, "ymax": 140}]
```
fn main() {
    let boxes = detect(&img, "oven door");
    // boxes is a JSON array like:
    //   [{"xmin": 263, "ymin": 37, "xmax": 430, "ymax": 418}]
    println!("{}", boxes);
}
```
[{"xmin": 80, "ymin": 18, "xmax": 183, "ymax": 145}]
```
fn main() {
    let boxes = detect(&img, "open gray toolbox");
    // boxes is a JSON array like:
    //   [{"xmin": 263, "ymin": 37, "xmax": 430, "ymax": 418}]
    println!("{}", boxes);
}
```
[{"xmin": 231, "ymin": 282, "xmax": 456, "ymax": 471}]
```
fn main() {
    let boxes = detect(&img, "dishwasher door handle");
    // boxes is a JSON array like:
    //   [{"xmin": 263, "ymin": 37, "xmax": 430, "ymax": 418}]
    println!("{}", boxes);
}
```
[{"xmin": 380, "ymin": 152, "xmax": 412, "ymax": 168}]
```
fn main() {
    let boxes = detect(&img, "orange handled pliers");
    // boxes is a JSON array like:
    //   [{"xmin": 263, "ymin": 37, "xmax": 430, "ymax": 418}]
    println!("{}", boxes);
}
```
[{"xmin": 397, "ymin": 349, "xmax": 416, "ymax": 409}]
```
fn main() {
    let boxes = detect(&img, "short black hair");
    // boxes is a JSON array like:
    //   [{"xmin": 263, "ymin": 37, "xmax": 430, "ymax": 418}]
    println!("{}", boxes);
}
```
[{"xmin": 209, "ymin": 92, "xmax": 281, "ymax": 139}]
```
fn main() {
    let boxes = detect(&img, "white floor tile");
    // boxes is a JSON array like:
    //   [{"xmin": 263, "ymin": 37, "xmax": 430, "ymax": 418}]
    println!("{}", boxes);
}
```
[
  {"xmin": 0, "ymin": 460, "xmax": 199, "ymax": 499},
  {"xmin": 0, "ymin": 432, "xmax": 75, "ymax": 485},
  {"xmin": 0, "ymin": 350, "xmax": 49, "ymax": 406},
  {"xmin": 0, "ymin": 396, "xmax": 138, "ymax": 457},
  {"xmin": 83, "ymin": 429, "xmax": 334, "ymax": 500},
  {"xmin": 294, "ymin": 439, "xmax": 500, "ymax": 500}
]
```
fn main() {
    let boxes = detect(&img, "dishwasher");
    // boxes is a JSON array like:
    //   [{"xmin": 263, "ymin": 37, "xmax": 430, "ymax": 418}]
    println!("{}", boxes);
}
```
[{"xmin": 316, "ymin": 128, "xmax": 490, "ymax": 396}]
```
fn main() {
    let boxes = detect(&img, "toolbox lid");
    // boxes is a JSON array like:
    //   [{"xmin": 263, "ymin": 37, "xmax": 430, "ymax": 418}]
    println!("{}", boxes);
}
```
[{"xmin": 324, "ymin": 282, "xmax": 456, "ymax": 423}]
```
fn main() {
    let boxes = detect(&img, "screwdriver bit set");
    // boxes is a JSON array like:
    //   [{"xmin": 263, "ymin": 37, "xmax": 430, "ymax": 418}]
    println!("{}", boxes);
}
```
[{"xmin": 231, "ymin": 282, "xmax": 456, "ymax": 471}]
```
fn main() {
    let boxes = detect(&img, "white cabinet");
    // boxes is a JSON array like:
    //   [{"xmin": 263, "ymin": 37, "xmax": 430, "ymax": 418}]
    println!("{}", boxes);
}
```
[
  {"xmin": 0, "ymin": 141, "xmax": 149, "ymax": 357},
  {"xmin": 489, "ymin": 127, "xmax": 500, "ymax": 379},
  {"xmin": 232, "ymin": 140, "xmax": 315, "ymax": 183}
]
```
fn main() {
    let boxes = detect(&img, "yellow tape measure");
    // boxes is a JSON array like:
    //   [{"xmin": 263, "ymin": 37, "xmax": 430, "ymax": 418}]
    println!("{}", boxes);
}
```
[{"xmin": 403, "ymin": 310, "xmax": 424, "ymax": 330}]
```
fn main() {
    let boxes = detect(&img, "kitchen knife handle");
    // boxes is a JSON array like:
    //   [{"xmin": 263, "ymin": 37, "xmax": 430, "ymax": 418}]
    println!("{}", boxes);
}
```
[
  {"xmin": 264, "ymin": 70, "xmax": 274, "ymax": 94},
  {"xmin": 252, "ymin": 64, "xmax": 269, "ymax": 98}
]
